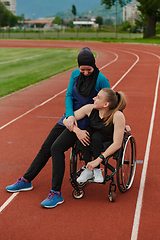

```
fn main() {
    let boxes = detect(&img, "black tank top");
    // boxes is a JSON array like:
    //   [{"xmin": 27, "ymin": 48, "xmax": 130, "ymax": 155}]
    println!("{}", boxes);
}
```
[{"xmin": 88, "ymin": 109, "xmax": 114, "ymax": 142}]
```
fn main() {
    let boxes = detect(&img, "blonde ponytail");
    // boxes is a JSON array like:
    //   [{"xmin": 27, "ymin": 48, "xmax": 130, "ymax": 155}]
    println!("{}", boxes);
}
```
[{"xmin": 102, "ymin": 88, "xmax": 126, "ymax": 126}]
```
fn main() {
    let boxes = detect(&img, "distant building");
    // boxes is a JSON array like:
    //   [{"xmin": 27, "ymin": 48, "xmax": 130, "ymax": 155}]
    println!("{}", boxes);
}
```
[
  {"xmin": 0, "ymin": 0, "xmax": 16, "ymax": 15},
  {"xmin": 73, "ymin": 17, "xmax": 98, "ymax": 28},
  {"xmin": 123, "ymin": 0, "xmax": 140, "ymax": 25},
  {"xmin": 22, "ymin": 17, "xmax": 55, "ymax": 30}
]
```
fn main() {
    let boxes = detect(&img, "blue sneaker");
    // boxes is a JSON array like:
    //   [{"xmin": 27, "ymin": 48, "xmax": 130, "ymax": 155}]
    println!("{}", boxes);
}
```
[
  {"xmin": 41, "ymin": 190, "xmax": 64, "ymax": 208},
  {"xmin": 6, "ymin": 177, "xmax": 33, "ymax": 192}
]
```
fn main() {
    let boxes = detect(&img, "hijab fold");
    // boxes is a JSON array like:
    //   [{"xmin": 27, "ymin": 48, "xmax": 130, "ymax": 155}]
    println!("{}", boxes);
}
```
[{"xmin": 77, "ymin": 47, "xmax": 99, "ymax": 97}]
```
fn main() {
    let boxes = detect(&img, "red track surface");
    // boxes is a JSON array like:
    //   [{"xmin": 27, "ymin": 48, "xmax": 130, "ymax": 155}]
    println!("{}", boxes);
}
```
[{"xmin": 0, "ymin": 40, "xmax": 160, "ymax": 240}]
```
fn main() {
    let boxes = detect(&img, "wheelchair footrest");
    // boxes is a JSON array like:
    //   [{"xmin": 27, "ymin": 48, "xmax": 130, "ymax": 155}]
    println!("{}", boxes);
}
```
[
  {"xmin": 70, "ymin": 177, "xmax": 80, "ymax": 189},
  {"xmin": 87, "ymin": 178, "xmax": 104, "ymax": 183}
]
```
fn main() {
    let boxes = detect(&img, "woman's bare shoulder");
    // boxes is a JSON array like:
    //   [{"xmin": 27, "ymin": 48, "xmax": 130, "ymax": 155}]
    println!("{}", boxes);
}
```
[{"xmin": 113, "ymin": 110, "xmax": 125, "ymax": 123}]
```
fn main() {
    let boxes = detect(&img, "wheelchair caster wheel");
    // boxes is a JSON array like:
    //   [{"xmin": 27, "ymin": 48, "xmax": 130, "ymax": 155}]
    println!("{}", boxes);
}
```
[
  {"xmin": 72, "ymin": 188, "xmax": 85, "ymax": 199},
  {"xmin": 108, "ymin": 190, "xmax": 116, "ymax": 202}
]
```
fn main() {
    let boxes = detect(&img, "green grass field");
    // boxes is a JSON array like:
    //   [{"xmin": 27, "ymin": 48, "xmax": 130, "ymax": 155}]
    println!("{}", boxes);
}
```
[
  {"xmin": 1, "ymin": 35, "xmax": 160, "ymax": 98},
  {"xmin": 0, "ymin": 48, "xmax": 81, "ymax": 97}
]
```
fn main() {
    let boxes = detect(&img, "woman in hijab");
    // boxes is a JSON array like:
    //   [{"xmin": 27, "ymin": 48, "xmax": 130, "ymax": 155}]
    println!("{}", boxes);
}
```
[{"xmin": 6, "ymin": 47, "xmax": 110, "ymax": 208}]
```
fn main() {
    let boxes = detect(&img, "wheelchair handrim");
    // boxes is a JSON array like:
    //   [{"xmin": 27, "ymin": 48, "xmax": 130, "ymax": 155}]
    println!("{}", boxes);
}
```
[{"xmin": 121, "ymin": 135, "xmax": 136, "ymax": 190}]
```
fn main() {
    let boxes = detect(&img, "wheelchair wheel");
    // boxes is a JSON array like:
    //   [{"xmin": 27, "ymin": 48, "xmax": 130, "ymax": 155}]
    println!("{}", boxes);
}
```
[
  {"xmin": 72, "ymin": 188, "xmax": 85, "ymax": 199},
  {"xmin": 116, "ymin": 133, "xmax": 136, "ymax": 193},
  {"xmin": 70, "ymin": 148, "xmax": 86, "ymax": 188}
]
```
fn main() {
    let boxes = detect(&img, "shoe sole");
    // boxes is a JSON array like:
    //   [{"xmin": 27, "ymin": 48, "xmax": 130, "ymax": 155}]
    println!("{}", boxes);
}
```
[
  {"xmin": 94, "ymin": 180, "xmax": 104, "ymax": 183},
  {"xmin": 6, "ymin": 186, "xmax": 33, "ymax": 193},
  {"xmin": 41, "ymin": 200, "xmax": 64, "ymax": 208},
  {"xmin": 77, "ymin": 177, "xmax": 93, "ymax": 183}
]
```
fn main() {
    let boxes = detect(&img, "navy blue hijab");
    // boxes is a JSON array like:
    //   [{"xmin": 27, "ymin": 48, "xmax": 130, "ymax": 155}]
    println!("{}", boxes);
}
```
[{"xmin": 77, "ymin": 47, "xmax": 99, "ymax": 97}]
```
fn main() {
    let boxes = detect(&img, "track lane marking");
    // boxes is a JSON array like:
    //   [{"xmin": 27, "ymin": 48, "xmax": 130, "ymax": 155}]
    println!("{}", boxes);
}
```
[
  {"xmin": 0, "ymin": 193, "xmax": 18, "ymax": 213},
  {"xmin": 0, "ymin": 53, "xmax": 49, "ymax": 65},
  {"xmin": 99, "ymin": 51, "xmax": 118, "ymax": 70},
  {"xmin": 131, "ymin": 57, "xmax": 160, "ymax": 240},
  {"xmin": 112, "ymin": 50, "xmax": 139, "ymax": 89},
  {"xmin": 0, "ymin": 89, "xmax": 67, "ymax": 131}
]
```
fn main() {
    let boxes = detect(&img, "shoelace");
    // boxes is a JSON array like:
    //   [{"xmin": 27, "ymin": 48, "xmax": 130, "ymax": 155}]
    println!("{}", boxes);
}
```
[
  {"xmin": 47, "ymin": 191, "xmax": 57, "ymax": 200},
  {"xmin": 15, "ymin": 177, "xmax": 23, "ymax": 185}
]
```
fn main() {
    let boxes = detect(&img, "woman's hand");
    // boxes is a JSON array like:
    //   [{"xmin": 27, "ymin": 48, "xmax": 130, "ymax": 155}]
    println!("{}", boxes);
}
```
[
  {"xmin": 86, "ymin": 158, "xmax": 102, "ymax": 170},
  {"xmin": 125, "ymin": 125, "xmax": 131, "ymax": 132},
  {"xmin": 75, "ymin": 128, "xmax": 90, "ymax": 146},
  {"xmin": 65, "ymin": 116, "xmax": 77, "ymax": 131}
]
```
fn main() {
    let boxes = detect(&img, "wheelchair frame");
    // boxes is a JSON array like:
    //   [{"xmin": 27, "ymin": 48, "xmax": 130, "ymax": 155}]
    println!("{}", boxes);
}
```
[{"xmin": 70, "ymin": 132, "xmax": 136, "ymax": 202}]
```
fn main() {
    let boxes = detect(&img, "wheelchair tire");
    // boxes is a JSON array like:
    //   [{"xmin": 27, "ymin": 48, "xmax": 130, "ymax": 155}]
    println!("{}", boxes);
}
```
[
  {"xmin": 72, "ymin": 188, "xmax": 85, "ymax": 199},
  {"xmin": 116, "ymin": 133, "xmax": 136, "ymax": 193}
]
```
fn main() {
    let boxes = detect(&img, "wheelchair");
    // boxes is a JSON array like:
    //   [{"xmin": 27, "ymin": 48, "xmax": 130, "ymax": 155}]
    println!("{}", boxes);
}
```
[{"xmin": 70, "ymin": 132, "xmax": 136, "ymax": 202}]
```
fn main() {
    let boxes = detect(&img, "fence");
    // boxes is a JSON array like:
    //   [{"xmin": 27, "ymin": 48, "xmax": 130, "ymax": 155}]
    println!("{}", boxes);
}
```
[{"xmin": 0, "ymin": 28, "xmax": 143, "ymax": 40}]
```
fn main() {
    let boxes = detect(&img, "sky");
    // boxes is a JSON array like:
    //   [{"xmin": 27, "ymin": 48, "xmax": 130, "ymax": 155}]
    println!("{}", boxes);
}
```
[{"xmin": 16, "ymin": 0, "xmax": 102, "ymax": 18}]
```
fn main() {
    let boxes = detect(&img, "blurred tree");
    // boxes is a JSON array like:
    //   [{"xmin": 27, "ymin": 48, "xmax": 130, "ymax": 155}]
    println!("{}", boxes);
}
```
[
  {"xmin": 53, "ymin": 16, "xmax": 62, "ymax": 25},
  {"xmin": 17, "ymin": 14, "xmax": 25, "ymax": 22},
  {"xmin": 9, "ymin": 14, "xmax": 17, "ymax": 27},
  {"xmin": 101, "ymin": 0, "xmax": 131, "ymax": 9},
  {"xmin": 72, "ymin": 5, "xmax": 77, "ymax": 20},
  {"xmin": 136, "ymin": 0, "xmax": 160, "ymax": 38},
  {"xmin": 0, "ymin": 2, "xmax": 17, "ymax": 27},
  {"xmin": 96, "ymin": 16, "xmax": 103, "ymax": 27},
  {"xmin": 0, "ymin": 2, "xmax": 8, "ymax": 26},
  {"xmin": 104, "ymin": 18, "xmax": 113, "ymax": 26},
  {"xmin": 101, "ymin": 0, "xmax": 160, "ymax": 38},
  {"xmin": 122, "ymin": 20, "xmax": 131, "ymax": 31}
]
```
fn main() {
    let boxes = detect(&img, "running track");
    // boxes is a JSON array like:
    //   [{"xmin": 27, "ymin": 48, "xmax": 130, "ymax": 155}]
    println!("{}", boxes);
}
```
[{"xmin": 0, "ymin": 40, "xmax": 160, "ymax": 240}]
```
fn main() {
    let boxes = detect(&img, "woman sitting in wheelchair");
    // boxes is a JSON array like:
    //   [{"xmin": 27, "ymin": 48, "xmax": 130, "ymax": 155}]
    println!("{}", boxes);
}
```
[{"xmin": 64, "ymin": 88, "xmax": 126, "ymax": 183}]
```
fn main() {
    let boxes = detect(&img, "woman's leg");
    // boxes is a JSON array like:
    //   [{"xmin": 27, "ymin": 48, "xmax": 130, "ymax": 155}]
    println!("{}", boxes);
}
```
[
  {"xmin": 23, "ymin": 123, "xmax": 66, "ymax": 182},
  {"xmin": 91, "ymin": 132, "xmax": 107, "ymax": 160},
  {"xmin": 91, "ymin": 132, "xmax": 107, "ymax": 182},
  {"xmin": 50, "ymin": 128, "xmax": 78, "ymax": 191}
]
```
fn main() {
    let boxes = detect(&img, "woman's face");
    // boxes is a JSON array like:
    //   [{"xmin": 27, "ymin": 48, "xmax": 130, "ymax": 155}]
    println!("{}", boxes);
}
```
[
  {"xmin": 79, "ymin": 65, "xmax": 94, "ymax": 76},
  {"xmin": 93, "ymin": 90, "xmax": 108, "ymax": 109}
]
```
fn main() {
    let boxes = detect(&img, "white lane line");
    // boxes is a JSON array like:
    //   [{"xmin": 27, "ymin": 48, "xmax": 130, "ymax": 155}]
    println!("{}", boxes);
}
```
[
  {"xmin": 112, "ymin": 50, "xmax": 139, "ymax": 89},
  {"xmin": 131, "ymin": 64, "xmax": 160, "ymax": 240},
  {"xmin": 0, "ymin": 53, "xmax": 49, "ymax": 65},
  {"xmin": 0, "ymin": 193, "xmax": 19, "ymax": 213},
  {"xmin": 100, "ymin": 51, "xmax": 118, "ymax": 70},
  {"xmin": 0, "ymin": 89, "xmax": 67, "ymax": 131}
]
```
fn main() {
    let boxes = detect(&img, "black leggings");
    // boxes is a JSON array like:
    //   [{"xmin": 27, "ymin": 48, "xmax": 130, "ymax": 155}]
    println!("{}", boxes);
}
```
[
  {"xmin": 79, "ymin": 129, "xmax": 109, "ymax": 167},
  {"xmin": 23, "ymin": 123, "xmax": 77, "ymax": 191}
]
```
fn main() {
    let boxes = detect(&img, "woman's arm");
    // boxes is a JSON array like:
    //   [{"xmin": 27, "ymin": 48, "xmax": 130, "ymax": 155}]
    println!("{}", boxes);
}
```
[
  {"xmin": 63, "ymin": 104, "xmax": 93, "ymax": 125},
  {"xmin": 63, "ymin": 104, "xmax": 93, "ymax": 145},
  {"xmin": 65, "ymin": 70, "xmax": 79, "ymax": 118},
  {"xmin": 74, "ymin": 104, "xmax": 93, "ymax": 121},
  {"xmin": 86, "ymin": 111, "xmax": 125, "ymax": 170},
  {"xmin": 65, "ymin": 70, "xmax": 80, "ymax": 131}
]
